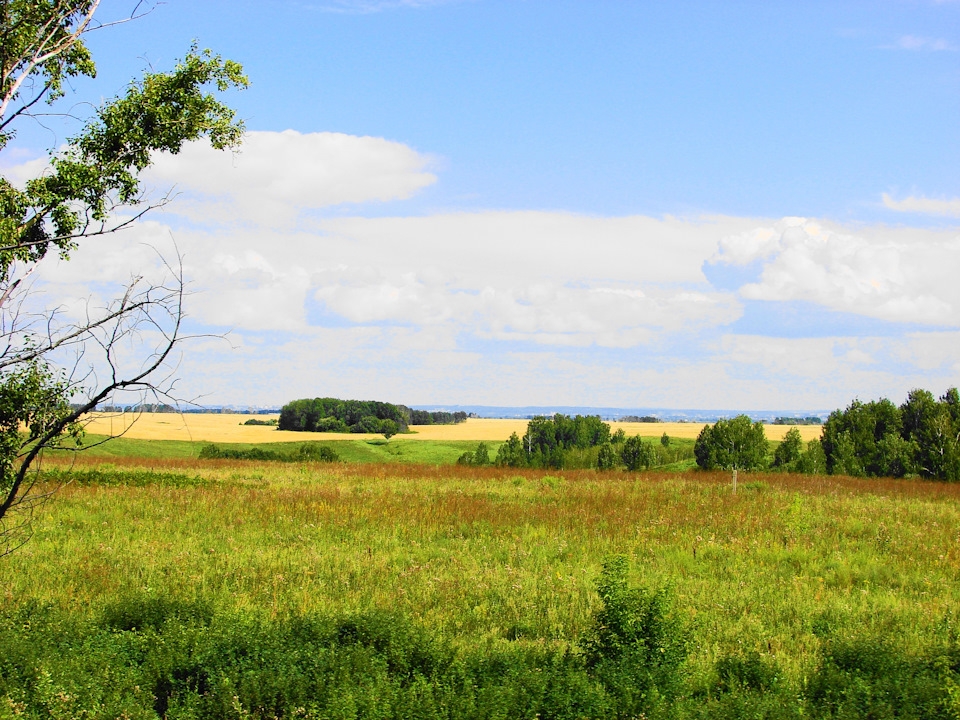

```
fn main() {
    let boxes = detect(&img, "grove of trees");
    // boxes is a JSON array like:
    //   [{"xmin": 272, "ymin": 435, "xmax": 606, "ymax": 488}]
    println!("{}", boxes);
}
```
[
  {"xmin": 279, "ymin": 398, "xmax": 406, "ymax": 436},
  {"xmin": 694, "ymin": 387, "xmax": 959, "ymax": 482},
  {"xmin": 492, "ymin": 414, "xmax": 685, "ymax": 471},
  {"xmin": 821, "ymin": 388, "xmax": 959, "ymax": 480}
]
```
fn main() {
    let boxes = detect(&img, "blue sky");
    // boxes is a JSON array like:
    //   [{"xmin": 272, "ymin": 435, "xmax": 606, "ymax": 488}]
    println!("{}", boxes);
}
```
[{"xmin": 6, "ymin": 0, "xmax": 960, "ymax": 411}]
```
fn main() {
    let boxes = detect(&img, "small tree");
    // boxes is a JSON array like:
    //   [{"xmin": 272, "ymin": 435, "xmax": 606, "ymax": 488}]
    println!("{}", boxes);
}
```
[
  {"xmin": 772, "ymin": 427, "xmax": 803, "ymax": 470},
  {"xmin": 596, "ymin": 442, "xmax": 619, "ymax": 470},
  {"xmin": 495, "ymin": 432, "xmax": 526, "ymax": 467},
  {"xmin": 620, "ymin": 435, "xmax": 654, "ymax": 471},
  {"xmin": 694, "ymin": 415, "xmax": 768, "ymax": 472},
  {"xmin": 0, "ymin": 2, "xmax": 247, "ymax": 552}
]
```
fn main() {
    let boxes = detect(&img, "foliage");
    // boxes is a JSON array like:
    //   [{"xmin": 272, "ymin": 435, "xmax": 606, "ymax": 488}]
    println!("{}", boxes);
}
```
[
  {"xmin": 820, "ymin": 388, "xmax": 960, "ymax": 480},
  {"xmin": 794, "ymin": 438, "xmax": 827, "ymax": 475},
  {"xmin": 241, "ymin": 417, "xmax": 277, "ymax": 426},
  {"xmin": 694, "ymin": 415, "xmax": 769, "ymax": 471},
  {"xmin": 620, "ymin": 434, "xmax": 656, "ymax": 471},
  {"xmin": 279, "ymin": 397, "xmax": 409, "ymax": 434},
  {"xmin": 579, "ymin": 556, "xmax": 688, "ymax": 713},
  {"xmin": 495, "ymin": 431, "xmax": 526, "ymax": 467},
  {"xmin": 0, "ymin": 1, "xmax": 246, "ymax": 550},
  {"xmin": 596, "ymin": 442, "xmax": 619, "ymax": 470},
  {"xmin": 457, "ymin": 441, "xmax": 491, "ymax": 466},
  {"xmin": 772, "ymin": 427, "xmax": 803, "ymax": 470},
  {"xmin": 497, "ymin": 414, "xmax": 610, "ymax": 469},
  {"xmin": 408, "ymin": 409, "xmax": 468, "ymax": 425},
  {"xmin": 198, "ymin": 442, "xmax": 340, "ymax": 463}
]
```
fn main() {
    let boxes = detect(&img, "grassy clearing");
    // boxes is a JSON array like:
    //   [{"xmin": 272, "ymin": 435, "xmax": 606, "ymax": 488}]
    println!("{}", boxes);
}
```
[{"xmin": 53, "ymin": 434, "xmax": 498, "ymax": 465}]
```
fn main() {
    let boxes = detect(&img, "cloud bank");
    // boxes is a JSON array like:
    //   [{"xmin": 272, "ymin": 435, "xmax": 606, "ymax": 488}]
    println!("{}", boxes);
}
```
[{"xmin": 12, "ymin": 129, "xmax": 959, "ymax": 409}]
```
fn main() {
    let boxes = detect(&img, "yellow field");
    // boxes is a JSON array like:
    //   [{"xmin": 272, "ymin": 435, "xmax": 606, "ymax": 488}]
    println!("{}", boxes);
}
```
[{"xmin": 81, "ymin": 412, "xmax": 822, "ymax": 444}]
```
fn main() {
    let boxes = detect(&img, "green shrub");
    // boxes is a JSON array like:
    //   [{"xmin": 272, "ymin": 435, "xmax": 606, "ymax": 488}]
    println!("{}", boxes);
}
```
[
  {"xmin": 714, "ymin": 650, "xmax": 781, "ymax": 693},
  {"xmin": 807, "ymin": 638, "xmax": 960, "ymax": 719},
  {"xmin": 580, "ymin": 555, "xmax": 688, "ymax": 713}
]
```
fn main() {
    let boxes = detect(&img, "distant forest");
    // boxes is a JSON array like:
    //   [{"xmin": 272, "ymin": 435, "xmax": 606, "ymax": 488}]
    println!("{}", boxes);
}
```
[{"xmin": 278, "ymin": 398, "xmax": 467, "ymax": 435}]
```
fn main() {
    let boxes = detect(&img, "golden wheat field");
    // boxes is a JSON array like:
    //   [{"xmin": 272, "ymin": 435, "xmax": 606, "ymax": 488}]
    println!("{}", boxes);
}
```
[{"xmin": 81, "ymin": 412, "xmax": 822, "ymax": 444}]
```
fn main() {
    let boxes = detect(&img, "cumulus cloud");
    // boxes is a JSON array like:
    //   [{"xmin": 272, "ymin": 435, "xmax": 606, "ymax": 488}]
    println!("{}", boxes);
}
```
[
  {"xmin": 711, "ymin": 218, "xmax": 960, "ymax": 326},
  {"xmin": 31, "ymin": 208, "xmax": 749, "ymax": 348},
  {"xmin": 882, "ymin": 193, "xmax": 960, "ymax": 217},
  {"xmin": 313, "ymin": 273, "xmax": 738, "ymax": 346},
  {"xmin": 144, "ymin": 130, "xmax": 438, "ymax": 227}
]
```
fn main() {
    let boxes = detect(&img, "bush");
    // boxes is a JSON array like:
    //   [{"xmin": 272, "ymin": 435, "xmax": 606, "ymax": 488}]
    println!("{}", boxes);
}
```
[
  {"xmin": 198, "ymin": 443, "xmax": 339, "ymax": 463},
  {"xmin": 580, "ymin": 556, "xmax": 688, "ymax": 714},
  {"xmin": 807, "ymin": 638, "xmax": 960, "ymax": 719}
]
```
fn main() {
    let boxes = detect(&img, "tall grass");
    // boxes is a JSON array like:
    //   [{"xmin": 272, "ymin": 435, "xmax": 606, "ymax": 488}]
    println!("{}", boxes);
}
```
[{"xmin": 3, "ymin": 457, "xmax": 959, "ymax": 716}]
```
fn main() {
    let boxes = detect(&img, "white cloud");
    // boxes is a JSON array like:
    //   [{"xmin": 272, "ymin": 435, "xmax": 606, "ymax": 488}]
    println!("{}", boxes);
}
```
[
  {"xmin": 889, "ymin": 35, "xmax": 957, "ymax": 51},
  {"xmin": 144, "ymin": 130, "xmax": 438, "ymax": 227},
  {"xmin": 882, "ymin": 193, "xmax": 960, "ymax": 217},
  {"xmin": 711, "ymin": 218, "xmax": 960, "ymax": 326}
]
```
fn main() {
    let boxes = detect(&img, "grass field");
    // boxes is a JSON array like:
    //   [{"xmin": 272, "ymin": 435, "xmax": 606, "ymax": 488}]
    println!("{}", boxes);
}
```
[
  {"xmin": 8, "ymin": 414, "xmax": 956, "ymax": 718},
  {"xmin": 3, "ymin": 448, "xmax": 959, "ymax": 717},
  {"xmin": 81, "ymin": 412, "xmax": 823, "ymax": 444}
]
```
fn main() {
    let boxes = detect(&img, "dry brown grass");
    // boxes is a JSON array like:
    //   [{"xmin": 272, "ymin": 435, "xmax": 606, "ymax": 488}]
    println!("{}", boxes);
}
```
[{"xmin": 80, "ymin": 412, "xmax": 822, "ymax": 444}]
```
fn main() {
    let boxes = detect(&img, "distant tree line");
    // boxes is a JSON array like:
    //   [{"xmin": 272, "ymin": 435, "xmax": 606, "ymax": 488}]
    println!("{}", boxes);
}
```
[
  {"xmin": 694, "ymin": 387, "xmax": 959, "ymax": 481},
  {"xmin": 772, "ymin": 416, "xmax": 822, "ymax": 425},
  {"xmin": 618, "ymin": 415, "xmax": 660, "ymax": 423},
  {"xmin": 95, "ymin": 403, "xmax": 179, "ymax": 413},
  {"xmin": 408, "ymin": 410, "xmax": 468, "ymax": 425}
]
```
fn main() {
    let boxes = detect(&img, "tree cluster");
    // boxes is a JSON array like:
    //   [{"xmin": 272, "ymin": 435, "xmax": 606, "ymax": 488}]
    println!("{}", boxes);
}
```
[
  {"xmin": 456, "ymin": 442, "xmax": 490, "ymax": 466},
  {"xmin": 694, "ymin": 416, "xmax": 826, "ymax": 474},
  {"xmin": 773, "ymin": 416, "xmax": 821, "ymax": 425},
  {"xmin": 408, "ymin": 409, "xmax": 467, "ymax": 425},
  {"xmin": 278, "ymin": 398, "xmax": 407, "ymax": 437},
  {"xmin": 493, "ymin": 414, "xmax": 686, "ymax": 471},
  {"xmin": 198, "ymin": 443, "xmax": 339, "ymax": 463},
  {"xmin": 495, "ymin": 414, "xmax": 611, "ymax": 468},
  {"xmin": 619, "ymin": 415, "xmax": 660, "ymax": 423},
  {"xmin": 822, "ymin": 388, "xmax": 959, "ymax": 480}
]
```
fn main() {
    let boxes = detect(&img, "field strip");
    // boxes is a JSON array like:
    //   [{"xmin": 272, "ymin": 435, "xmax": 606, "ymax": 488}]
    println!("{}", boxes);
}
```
[{"xmin": 81, "ymin": 413, "xmax": 823, "ymax": 444}]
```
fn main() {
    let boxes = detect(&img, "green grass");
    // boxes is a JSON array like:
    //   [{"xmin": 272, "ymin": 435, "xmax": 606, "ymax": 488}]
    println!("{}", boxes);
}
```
[
  {"xmin": 53, "ymin": 433, "xmax": 501, "ymax": 465},
  {"xmin": 4, "ymin": 452, "xmax": 960, "ymax": 717}
]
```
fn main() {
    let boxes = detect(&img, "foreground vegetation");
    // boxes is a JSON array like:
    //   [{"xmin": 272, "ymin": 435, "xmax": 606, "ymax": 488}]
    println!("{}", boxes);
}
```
[{"xmin": 2, "ymin": 455, "xmax": 959, "ymax": 717}]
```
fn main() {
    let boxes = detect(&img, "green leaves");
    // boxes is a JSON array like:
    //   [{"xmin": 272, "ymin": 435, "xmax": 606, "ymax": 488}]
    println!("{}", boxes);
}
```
[
  {"xmin": 0, "ymin": 4, "xmax": 247, "ymax": 544},
  {"xmin": 694, "ymin": 415, "xmax": 768, "ymax": 471}
]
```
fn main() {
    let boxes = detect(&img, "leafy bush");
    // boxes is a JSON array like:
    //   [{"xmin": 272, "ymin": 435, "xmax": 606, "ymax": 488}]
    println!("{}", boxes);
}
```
[
  {"xmin": 580, "ymin": 556, "xmax": 688, "ymax": 714},
  {"xmin": 457, "ymin": 442, "xmax": 491, "ymax": 466},
  {"xmin": 198, "ymin": 443, "xmax": 339, "ymax": 463},
  {"xmin": 807, "ymin": 638, "xmax": 960, "ymax": 719},
  {"xmin": 714, "ymin": 650, "xmax": 781, "ymax": 693}
]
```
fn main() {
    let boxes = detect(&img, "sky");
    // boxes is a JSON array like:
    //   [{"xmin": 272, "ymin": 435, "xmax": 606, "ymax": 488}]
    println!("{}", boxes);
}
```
[{"xmin": 4, "ymin": 0, "xmax": 959, "ymax": 412}]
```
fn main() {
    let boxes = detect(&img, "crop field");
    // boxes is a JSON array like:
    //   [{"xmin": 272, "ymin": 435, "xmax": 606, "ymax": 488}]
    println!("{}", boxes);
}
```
[
  {"xmin": 81, "ymin": 412, "xmax": 823, "ymax": 444},
  {"xmin": 2, "ymin": 448, "xmax": 959, "ymax": 717}
]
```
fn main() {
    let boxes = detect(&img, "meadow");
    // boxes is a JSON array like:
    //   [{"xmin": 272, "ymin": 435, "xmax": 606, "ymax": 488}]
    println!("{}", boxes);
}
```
[{"xmin": 1, "ymin": 416, "xmax": 958, "ymax": 718}]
